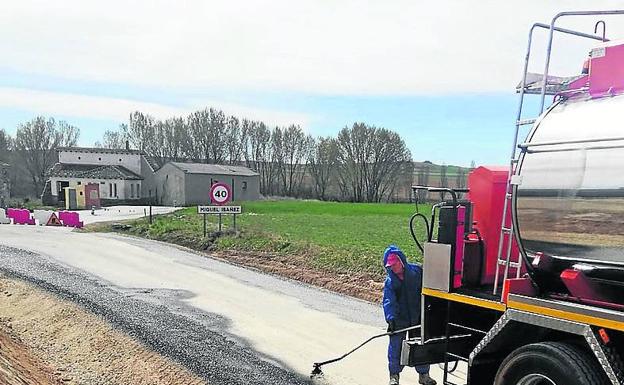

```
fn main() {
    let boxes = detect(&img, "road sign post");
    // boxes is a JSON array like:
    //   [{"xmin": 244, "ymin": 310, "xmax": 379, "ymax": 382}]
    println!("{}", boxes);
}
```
[
  {"xmin": 197, "ymin": 205, "xmax": 242, "ymax": 236},
  {"xmin": 198, "ymin": 183, "xmax": 240, "ymax": 236}
]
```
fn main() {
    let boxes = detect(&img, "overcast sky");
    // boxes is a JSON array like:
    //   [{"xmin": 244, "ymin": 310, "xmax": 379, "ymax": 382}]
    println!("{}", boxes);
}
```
[{"xmin": 2, "ymin": 1, "xmax": 624, "ymax": 165}]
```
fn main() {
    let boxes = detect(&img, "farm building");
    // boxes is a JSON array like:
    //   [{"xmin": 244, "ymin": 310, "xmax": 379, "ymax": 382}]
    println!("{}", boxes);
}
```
[
  {"xmin": 154, "ymin": 162, "xmax": 260, "ymax": 206},
  {"xmin": 0, "ymin": 162, "xmax": 9, "ymax": 207},
  {"xmin": 43, "ymin": 146, "xmax": 156, "ymax": 206}
]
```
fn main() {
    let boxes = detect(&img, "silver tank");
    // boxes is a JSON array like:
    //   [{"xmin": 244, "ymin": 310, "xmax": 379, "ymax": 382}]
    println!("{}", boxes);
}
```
[{"xmin": 514, "ymin": 94, "xmax": 624, "ymax": 266}]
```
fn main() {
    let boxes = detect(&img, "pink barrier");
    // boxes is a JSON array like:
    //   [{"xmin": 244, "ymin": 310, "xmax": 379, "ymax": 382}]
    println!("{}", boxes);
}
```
[
  {"xmin": 6, "ymin": 208, "xmax": 35, "ymax": 225},
  {"xmin": 58, "ymin": 211, "xmax": 83, "ymax": 228}
]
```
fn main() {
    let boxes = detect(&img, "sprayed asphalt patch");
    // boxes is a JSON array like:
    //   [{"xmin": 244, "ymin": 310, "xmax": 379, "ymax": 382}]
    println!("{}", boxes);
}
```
[{"xmin": 0, "ymin": 245, "xmax": 311, "ymax": 385}]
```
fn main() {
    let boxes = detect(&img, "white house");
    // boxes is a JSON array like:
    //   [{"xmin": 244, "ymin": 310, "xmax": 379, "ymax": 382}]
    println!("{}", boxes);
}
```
[{"xmin": 43, "ymin": 147, "xmax": 155, "ymax": 205}]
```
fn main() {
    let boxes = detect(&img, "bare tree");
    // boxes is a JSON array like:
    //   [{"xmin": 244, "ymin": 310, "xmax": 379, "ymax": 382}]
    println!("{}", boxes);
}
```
[
  {"xmin": 188, "ymin": 108, "xmax": 227, "ymax": 164},
  {"xmin": 163, "ymin": 117, "xmax": 188, "ymax": 161},
  {"xmin": 124, "ymin": 112, "xmax": 155, "ymax": 152},
  {"xmin": 308, "ymin": 136, "xmax": 338, "ymax": 200},
  {"xmin": 0, "ymin": 129, "xmax": 11, "ymax": 162},
  {"xmin": 439, "ymin": 164, "xmax": 449, "ymax": 200},
  {"xmin": 416, "ymin": 163, "xmax": 431, "ymax": 201},
  {"xmin": 280, "ymin": 125, "xmax": 310, "ymax": 196},
  {"xmin": 440, "ymin": 164, "xmax": 448, "ymax": 187},
  {"xmin": 225, "ymin": 116, "xmax": 243, "ymax": 164},
  {"xmin": 188, "ymin": 110, "xmax": 209, "ymax": 161},
  {"xmin": 456, "ymin": 167, "xmax": 467, "ymax": 189},
  {"xmin": 336, "ymin": 124, "xmax": 366, "ymax": 201},
  {"xmin": 95, "ymin": 128, "xmax": 126, "ymax": 149},
  {"xmin": 207, "ymin": 108, "xmax": 227, "ymax": 164},
  {"xmin": 336, "ymin": 123, "xmax": 411, "ymax": 202},
  {"xmin": 267, "ymin": 127, "xmax": 283, "ymax": 195},
  {"xmin": 241, "ymin": 119, "xmax": 254, "ymax": 168},
  {"xmin": 366, "ymin": 129, "xmax": 411, "ymax": 202},
  {"xmin": 14, "ymin": 117, "xmax": 80, "ymax": 194}
]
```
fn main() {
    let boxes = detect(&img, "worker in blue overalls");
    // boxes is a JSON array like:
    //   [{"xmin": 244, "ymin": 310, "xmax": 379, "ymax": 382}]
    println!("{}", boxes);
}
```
[{"xmin": 383, "ymin": 245, "xmax": 436, "ymax": 385}]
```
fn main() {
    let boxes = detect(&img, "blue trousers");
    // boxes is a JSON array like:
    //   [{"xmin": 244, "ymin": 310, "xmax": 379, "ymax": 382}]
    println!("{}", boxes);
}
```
[{"xmin": 388, "ymin": 332, "xmax": 430, "ymax": 375}]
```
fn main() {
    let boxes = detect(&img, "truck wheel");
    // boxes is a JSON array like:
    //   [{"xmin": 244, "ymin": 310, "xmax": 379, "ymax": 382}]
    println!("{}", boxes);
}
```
[{"xmin": 494, "ymin": 341, "xmax": 605, "ymax": 385}]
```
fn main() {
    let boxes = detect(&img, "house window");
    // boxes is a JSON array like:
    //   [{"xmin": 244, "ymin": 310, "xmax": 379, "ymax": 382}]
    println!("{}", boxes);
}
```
[
  {"xmin": 109, "ymin": 183, "xmax": 113, "ymax": 197},
  {"xmin": 78, "ymin": 156, "xmax": 81, "ymax": 160},
  {"xmin": 242, "ymin": 181, "xmax": 248, "ymax": 190},
  {"xmin": 77, "ymin": 181, "xmax": 81, "ymax": 185},
  {"xmin": 137, "ymin": 184, "xmax": 141, "ymax": 197},
  {"xmin": 114, "ymin": 183, "xmax": 117, "ymax": 197},
  {"xmin": 100, "ymin": 181, "xmax": 105, "ymax": 184},
  {"xmin": 131, "ymin": 184, "xmax": 135, "ymax": 198}
]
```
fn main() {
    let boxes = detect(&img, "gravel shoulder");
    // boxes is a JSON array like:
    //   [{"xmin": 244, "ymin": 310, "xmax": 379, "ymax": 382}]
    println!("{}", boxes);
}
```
[{"xmin": 0, "ymin": 274, "xmax": 205, "ymax": 385}]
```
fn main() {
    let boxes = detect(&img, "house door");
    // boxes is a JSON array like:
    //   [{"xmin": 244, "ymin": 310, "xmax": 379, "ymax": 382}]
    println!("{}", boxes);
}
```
[{"xmin": 57, "ymin": 181, "xmax": 70, "ymax": 202}]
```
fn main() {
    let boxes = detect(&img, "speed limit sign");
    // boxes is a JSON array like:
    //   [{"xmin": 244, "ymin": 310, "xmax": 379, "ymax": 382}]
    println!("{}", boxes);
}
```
[{"xmin": 210, "ymin": 182, "xmax": 232, "ymax": 205}]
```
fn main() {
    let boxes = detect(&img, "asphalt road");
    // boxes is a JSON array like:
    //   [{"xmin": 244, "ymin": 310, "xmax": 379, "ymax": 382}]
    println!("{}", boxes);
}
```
[{"xmin": 0, "ymin": 224, "xmax": 449, "ymax": 384}]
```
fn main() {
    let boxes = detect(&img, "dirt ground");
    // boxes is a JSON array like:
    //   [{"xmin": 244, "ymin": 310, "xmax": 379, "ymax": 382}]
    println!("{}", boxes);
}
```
[
  {"xmin": 0, "ymin": 324, "xmax": 62, "ymax": 385},
  {"xmin": 212, "ymin": 250, "xmax": 384, "ymax": 303},
  {"xmin": 0, "ymin": 274, "xmax": 206, "ymax": 385}
]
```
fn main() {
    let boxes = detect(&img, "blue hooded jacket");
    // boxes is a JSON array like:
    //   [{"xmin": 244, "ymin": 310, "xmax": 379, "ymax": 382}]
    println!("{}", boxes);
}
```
[{"xmin": 382, "ymin": 245, "xmax": 423, "ymax": 329}]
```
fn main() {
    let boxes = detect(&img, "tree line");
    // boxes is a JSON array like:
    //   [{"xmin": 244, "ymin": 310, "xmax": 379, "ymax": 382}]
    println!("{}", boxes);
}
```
[
  {"xmin": 94, "ymin": 108, "xmax": 413, "ymax": 202},
  {"xmin": 0, "ymin": 108, "xmax": 469, "ymax": 203}
]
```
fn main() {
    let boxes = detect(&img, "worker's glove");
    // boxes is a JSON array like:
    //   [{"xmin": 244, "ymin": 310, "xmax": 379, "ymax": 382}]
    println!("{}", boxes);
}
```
[{"xmin": 387, "ymin": 320, "xmax": 396, "ymax": 333}]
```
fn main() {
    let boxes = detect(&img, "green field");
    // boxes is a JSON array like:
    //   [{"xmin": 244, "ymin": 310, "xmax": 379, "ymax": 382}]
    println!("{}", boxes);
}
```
[{"xmin": 113, "ymin": 200, "xmax": 431, "ymax": 278}]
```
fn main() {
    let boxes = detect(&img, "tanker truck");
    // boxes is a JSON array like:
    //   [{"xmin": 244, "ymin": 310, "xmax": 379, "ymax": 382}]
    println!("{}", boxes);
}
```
[{"xmin": 402, "ymin": 10, "xmax": 624, "ymax": 385}]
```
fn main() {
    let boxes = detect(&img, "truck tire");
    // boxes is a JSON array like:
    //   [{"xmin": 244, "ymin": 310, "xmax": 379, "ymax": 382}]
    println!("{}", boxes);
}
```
[{"xmin": 494, "ymin": 341, "xmax": 606, "ymax": 385}]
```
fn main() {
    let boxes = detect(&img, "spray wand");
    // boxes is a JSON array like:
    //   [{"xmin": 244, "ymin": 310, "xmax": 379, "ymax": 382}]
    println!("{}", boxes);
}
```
[{"xmin": 310, "ymin": 325, "xmax": 420, "ymax": 379}]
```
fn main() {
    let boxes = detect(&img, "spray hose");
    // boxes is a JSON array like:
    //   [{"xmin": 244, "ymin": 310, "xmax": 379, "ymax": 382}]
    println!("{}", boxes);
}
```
[{"xmin": 310, "ymin": 325, "xmax": 421, "ymax": 378}]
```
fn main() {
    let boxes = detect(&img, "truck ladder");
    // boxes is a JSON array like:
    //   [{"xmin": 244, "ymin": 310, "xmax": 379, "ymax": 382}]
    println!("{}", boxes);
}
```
[{"xmin": 493, "ymin": 18, "xmax": 610, "ymax": 297}]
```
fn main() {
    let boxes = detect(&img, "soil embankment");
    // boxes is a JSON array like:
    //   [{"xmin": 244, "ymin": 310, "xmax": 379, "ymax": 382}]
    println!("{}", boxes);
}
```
[
  {"xmin": 0, "ymin": 275, "xmax": 205, "ymax": 385},
  {"xmin": 0, "ymin": 322, "xmax": 61, "ymax": 385}
]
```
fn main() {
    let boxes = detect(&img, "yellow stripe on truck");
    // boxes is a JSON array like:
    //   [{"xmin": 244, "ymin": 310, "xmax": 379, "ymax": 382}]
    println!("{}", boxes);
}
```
[
  {"xmin": 422, "ymin": 287, "xmax": 507, "ymax": 312},
  {"xmin": 507, "ymin": 299, "xmax": 624, "ymax": 332}
]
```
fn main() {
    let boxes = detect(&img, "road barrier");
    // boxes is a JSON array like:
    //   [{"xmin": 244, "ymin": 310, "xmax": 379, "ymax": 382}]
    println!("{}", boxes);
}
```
[
  {"xmin": 0, "ymin": 208, "xmax": 82, "ymax": 227},
  {"xmin": 58, "ymin": 211, "xmax": 84, "ymax": 228},
  {"xmin": 7, "ymin": 208, "xmax": 35, "ymax": 225},
  {"xmin": 0, "ymin": 208, "xmax": 10, "ymax": 224},
  {"xmin": 33, "ymin": 210, "xmax": 54, "ymax": 226}
]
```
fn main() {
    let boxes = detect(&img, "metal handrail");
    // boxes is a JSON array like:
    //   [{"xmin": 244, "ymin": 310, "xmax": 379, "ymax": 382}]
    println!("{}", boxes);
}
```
[
  {"xmin": 526, "ymin": 143, "xmax": 624, "ymax": 154},
  {"xmin": 411, "ymin": 186, "xmax": 469, "ymax": 206},
  {"xmin": 539, "ymin": 10, "xmax": 624, "ymax": 113},
  {"xmin": 519, "ymin": 136, "xmax": 624, "ymax": 149}
]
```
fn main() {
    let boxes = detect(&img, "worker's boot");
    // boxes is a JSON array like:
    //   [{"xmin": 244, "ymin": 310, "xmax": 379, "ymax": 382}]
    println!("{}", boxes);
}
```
[
  {"xmin": 389, "ymin": 373, "xmax": 400, "ymax": 385},
  {"xmin": 418, "ymin": 373, "xmax": 437, "ymax": 385}
]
